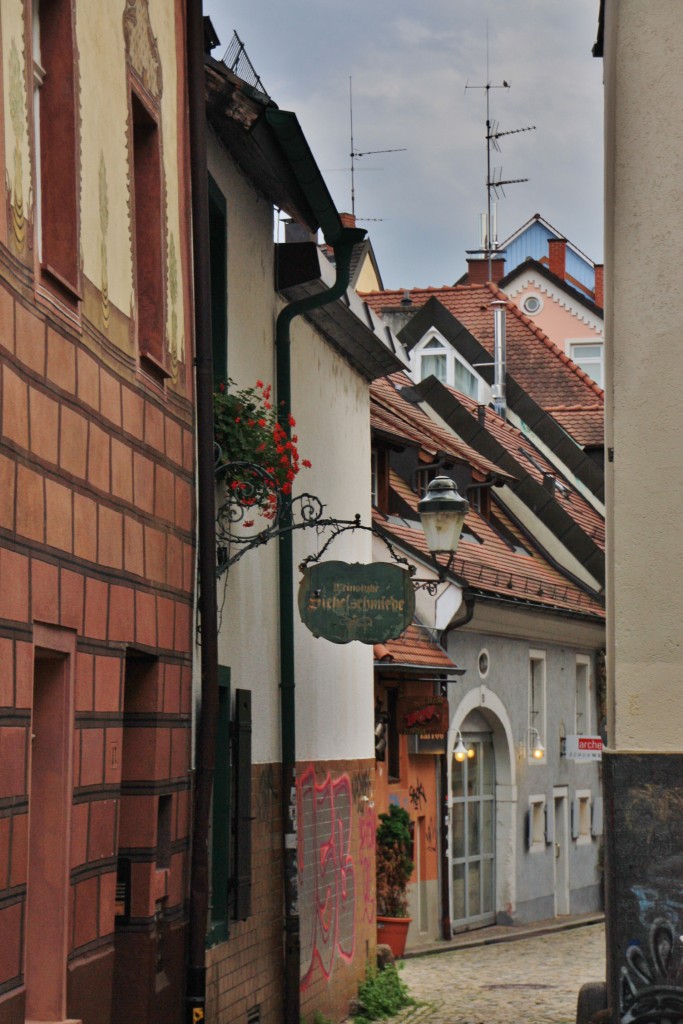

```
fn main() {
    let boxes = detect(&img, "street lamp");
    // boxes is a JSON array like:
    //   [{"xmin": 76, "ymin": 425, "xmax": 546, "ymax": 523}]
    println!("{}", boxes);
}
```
[
  {"xmin": 529, "ymin": 727, "xmax": 546, "ymax": 760},
  {"xmin": 418, "ymin": 476, "xmax": 470, "ymax": 565},
  {"xmin": 453, "ymin": 729, "xmax": 476, "ymax": 763}
]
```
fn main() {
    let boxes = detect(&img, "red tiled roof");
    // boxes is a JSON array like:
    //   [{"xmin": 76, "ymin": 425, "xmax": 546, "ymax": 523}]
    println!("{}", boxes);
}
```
[
  {"xmin": 448, "ymin": 389, "xmax": 605, "ymax": 550},
  {"xmin": 375, "ymin": 622, "xmax": 458, "ymax": 670},
  {"xmin": 375, "ymin": 472, "xmax": 604, "ymax": 618},
  {"xmin": 362, "ymin": 283, "xmax": 604, "ymax": 447},
  {"xmin": 371, "ymin": 374, "xmax": 510, "ymax": 481}
]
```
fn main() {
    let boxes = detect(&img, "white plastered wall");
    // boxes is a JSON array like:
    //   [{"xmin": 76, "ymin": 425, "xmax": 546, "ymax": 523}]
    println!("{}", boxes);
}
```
[
  {"xmin": 604, "ymin": 0, "xmax": 683, "ymax": 750},
  {"xmin": 208, "ymin": 131, "xmax": 375, "ymax": 765},
  {"xmin": 208, "ymin": 134, "xmax": 282, "ymax": 765}
]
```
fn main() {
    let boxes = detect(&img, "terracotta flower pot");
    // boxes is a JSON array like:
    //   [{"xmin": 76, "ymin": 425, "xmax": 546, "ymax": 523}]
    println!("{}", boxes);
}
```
[{"xmin": 377, "ymin": 915, "xmax": 412, "ymax": 958}]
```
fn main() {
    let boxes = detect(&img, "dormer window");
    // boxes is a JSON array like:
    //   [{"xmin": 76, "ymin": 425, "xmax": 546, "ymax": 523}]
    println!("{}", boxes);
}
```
[
  {"xmin": 414, "ymin": 332, "xmax": 482, "ymax": 400},
  {"xmin": 419, "ymin": 337, "xmax": 448, "ymax": 383}
]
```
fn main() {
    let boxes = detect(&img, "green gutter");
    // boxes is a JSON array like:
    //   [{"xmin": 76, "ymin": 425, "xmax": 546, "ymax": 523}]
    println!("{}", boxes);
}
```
[
  {"xmin": 265, "ymin": 108, "xmax": 346, "ymax": 244},
  {"xmin": 276, "ymin": 226, "xmax": 365, "ymax": 1024}
]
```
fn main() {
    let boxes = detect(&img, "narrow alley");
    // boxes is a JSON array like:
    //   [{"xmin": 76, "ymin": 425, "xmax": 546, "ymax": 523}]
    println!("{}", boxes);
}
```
[{"xmin": 378, "ymin": 921, "xmax": 605, "ymax": 1024}]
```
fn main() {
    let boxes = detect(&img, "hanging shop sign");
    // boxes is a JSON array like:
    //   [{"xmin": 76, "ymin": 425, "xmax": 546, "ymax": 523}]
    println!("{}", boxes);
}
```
[
  {"xmin": 298, "ymin": 561, "xmax": 415, "ymax": 645},
  {"xmin": 562, "ymin": 735, "xmax": 603, "ymax": 761},
  {"xmin": 397, "ymin": 695, "xmax": 449, "ymax": 737}
]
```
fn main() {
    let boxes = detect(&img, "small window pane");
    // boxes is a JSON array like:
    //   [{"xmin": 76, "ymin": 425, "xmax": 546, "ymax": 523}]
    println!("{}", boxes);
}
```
[
  {"xmin": 421, "ymin": 353, "xmax": 447, "ymax": 382},
  {"xmin": 451, "ymin": 803, "xmax": 465, "ymax": 859},
  {"xmin": 454, "ymin": 359, "xmax": 477, "ymax": 398},
  {"xmin": 452, "ymin": 863, "xmax": 465, "ymax": 919}
]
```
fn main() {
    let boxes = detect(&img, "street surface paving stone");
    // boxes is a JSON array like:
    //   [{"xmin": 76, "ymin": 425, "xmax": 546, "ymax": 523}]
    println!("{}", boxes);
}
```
[{"xmin": 377, "ymin": 922, "xmax": 605, "ymax": 1024}]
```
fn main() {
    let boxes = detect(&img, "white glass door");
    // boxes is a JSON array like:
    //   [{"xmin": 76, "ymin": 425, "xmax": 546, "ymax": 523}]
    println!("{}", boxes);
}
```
[{"xmin": 450, "ymin": 735, "xmax": 496, "ymax": 927}]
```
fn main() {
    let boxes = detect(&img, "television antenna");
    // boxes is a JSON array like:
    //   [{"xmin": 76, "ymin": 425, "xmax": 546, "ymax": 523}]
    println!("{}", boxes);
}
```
[
  {"xmin": 349, "ymin": 77, "xmax": 406, "ymax": 219},
  {"xmin": 465, "ymin": 34, "xmax": 535, "ymax": 280}
]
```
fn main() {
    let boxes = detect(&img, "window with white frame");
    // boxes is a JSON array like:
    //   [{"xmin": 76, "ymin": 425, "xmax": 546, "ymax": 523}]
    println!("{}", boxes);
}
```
[
  {"xmin": 575, "ymin": 656, "xmax": 591, "ymax": 735},
  {"xmin": 419, "ymin": 337, "xmax": 448, "ymax": 383},
  {"xmin": 415, "ymin": 333, "xmax": 481, "ymax": 399},
  {"xmin": 573, "ymin": 790, "xmax": 592, "ymax": 844},
  {"xmin": 528, "ymin": 651, "xmax": 546, "ymax": 763},
  {"xmin": 528, "ymin": 795, "xmax": 546, "ymax": 852},
  {"xmin": 569, "ymin": 341, "xmax": 604, "ymax": 389}
]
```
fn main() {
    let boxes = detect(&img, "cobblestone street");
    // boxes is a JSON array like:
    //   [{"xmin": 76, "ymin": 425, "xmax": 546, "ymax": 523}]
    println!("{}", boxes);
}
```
[{"xmin": 381, "ymin": 922, "xmax": 605, "ymax": 1024}]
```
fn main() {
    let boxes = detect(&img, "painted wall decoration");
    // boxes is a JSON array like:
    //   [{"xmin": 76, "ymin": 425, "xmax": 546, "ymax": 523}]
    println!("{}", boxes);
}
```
[
  {"xmin": 99, "ymin": 151, "xmax": 110, "ymax": 328},
  {"xmin": 603, "ymin": 754, "xmax": 683, "ymax": 1024},
  {"xmin": 8, "ymin": 36, "xmax": 29, "ymax": 253},
  {"xmin": 297, "ymin": 767, "xmax": 357, "ymax": 991}
]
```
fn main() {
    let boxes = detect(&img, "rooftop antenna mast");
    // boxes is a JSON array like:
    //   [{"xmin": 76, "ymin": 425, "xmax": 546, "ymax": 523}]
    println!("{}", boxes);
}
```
[
  {"xmin": 349, "ymin": 77, "xmax": 406, "ymax": 218},
  {"xmin": 465, "ymin": 28, "xmax": 536, "ymax": 281}
]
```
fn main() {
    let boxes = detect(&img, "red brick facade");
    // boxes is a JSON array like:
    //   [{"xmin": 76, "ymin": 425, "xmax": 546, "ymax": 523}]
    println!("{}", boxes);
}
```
[{"xmin": 0, "ymin": 273, "xmax": 194, "ymax": 1023}]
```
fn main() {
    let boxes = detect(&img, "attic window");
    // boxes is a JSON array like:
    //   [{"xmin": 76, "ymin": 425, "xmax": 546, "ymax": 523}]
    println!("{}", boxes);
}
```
[
  {"xmin": 419, "ymin": 337, "xmax": 448, "ymax": 383},
  {"xmin": 414, "ymin": 332, "xmax": 480, "ymax": 400}
]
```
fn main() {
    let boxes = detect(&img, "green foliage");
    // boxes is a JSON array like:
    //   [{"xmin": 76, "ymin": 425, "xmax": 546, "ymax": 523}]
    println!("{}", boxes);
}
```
[
  {"xmin": 376, "ymin": 805, "xmax": 414, "ymax": 917},
  {"xmin": 213, "ymin": 379, "xmax": 311, "ymax": 523},
  {"xmin": 354, "ymin": 963, "xmax": 414, "ymax": 1022}
]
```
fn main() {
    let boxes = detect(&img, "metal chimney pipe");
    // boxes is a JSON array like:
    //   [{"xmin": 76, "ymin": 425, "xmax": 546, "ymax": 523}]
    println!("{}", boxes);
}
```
[{"xmin": 491, "ymin": 300, "xmax": 507, "ymax": 419}]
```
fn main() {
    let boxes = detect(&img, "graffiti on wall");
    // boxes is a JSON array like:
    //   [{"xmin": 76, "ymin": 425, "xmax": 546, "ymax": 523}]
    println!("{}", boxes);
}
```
[
  {"xmin": 408, "ymin": 781, "xmax": 427, "ymax": 811},
  {"xmin": 620, "ymin": 918, "xmax": 683, "ymax": 1023},
  {"xmin": 358, "ymin": 811, "xmax": 377, "ymax": 925},
  {"xmin": 298, "ymin": 767, "xmax": 357, "ymax": 991}
]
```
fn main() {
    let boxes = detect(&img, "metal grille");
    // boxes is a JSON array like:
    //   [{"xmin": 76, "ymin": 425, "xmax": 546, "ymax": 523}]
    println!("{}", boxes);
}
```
[{"xmin": 222, "ymin": 32, "xmax": 269, "ymax": 99}]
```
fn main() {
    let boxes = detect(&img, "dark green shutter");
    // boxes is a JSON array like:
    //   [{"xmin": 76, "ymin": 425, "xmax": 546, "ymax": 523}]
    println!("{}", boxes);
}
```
[
  {"xmin": 232, "ymin": 688, "xmax": 252, "ymax": 920},
  {"xmin": 208, "ymin": 665, "xmax": 231, "ymax": 944}
]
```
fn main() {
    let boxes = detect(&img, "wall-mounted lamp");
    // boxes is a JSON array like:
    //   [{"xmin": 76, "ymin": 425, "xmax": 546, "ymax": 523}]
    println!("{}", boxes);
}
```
[
  {"xmin": 529, "ymin": 727, "xmax": 545, "ymax": 760},
  {"xmin": 453, "ymin": 729, "xmax": 476, "ymax": 763}
]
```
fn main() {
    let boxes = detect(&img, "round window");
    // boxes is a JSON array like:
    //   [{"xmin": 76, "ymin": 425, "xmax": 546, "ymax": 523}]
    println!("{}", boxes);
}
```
[
  {"xmin": 522, "ymin": 294, "xmax": 542, "ymax": 315},
  {"xmin": 478, "ymin": 649, "xmax": 490, "ymax": 678}
]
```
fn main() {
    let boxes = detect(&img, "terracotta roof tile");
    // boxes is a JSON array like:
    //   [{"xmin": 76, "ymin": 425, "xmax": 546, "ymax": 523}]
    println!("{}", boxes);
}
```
[
  {"xmin": 362, "ymin": 283, "xmax": 604, "ymax": 447},
  {"xmin": 447, "ymin": 389, "xmax": 605, "ymax": 550},
  {"xmin": 378, "ymin": 622, "xmax": 458, "ymax": 670},
  {"xmin": 371, "ymin": 374, "xmax": 509, "ymax": 481},
  {"xmin": 375, "ymin": 473, "xmax": 604, "ymax": 618}
]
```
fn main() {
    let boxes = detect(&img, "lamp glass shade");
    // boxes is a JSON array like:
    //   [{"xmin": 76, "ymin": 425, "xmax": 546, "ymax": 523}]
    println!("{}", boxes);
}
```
[
  {"xmin": 418, "ymin": 476, "xmax": 470, "ymax": 554},
  {"xmin": 453, "ymin": 736, "xmax": 468, "ymax": 763}
]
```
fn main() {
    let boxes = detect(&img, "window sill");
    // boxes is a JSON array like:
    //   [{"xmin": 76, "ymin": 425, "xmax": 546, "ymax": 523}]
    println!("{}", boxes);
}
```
[
  {"xmin": 41, "ymin": 262, "xmax": 82, "ymax": 305},
  {"xmin": 140, "ymin": 350, "xmax": 171, "ymax": 385}
]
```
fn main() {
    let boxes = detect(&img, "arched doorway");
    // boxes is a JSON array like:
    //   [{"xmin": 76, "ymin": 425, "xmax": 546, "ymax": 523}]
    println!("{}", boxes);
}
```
[{"xmin": 447, "ymin": 687, "xmax": 516, "ymax": 930}]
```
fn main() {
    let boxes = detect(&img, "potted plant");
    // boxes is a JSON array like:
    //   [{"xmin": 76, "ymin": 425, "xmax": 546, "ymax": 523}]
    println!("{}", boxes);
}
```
[
  {"xmin": 376, "ymin": 804, "xmax": 414, "ymax": 957},
  {"xmin": 213, "ymin": 379, "xmax": 311, "ymax": 525}
]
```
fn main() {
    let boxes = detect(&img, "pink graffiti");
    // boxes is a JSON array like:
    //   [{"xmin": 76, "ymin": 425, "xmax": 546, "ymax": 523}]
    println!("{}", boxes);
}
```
[
  {"xmin": 358, "ymin": 810, "xmax": 377, "ymax": 924},
  {"xmin": 298, "ymin": 766, "xmax": 356, "ymax": 991}
]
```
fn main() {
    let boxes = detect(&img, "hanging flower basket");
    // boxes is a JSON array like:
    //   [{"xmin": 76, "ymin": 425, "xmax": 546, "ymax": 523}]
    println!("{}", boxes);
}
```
[{"xmin": 214, "ymin": 379, "xmax": 311, "ymax": 527}]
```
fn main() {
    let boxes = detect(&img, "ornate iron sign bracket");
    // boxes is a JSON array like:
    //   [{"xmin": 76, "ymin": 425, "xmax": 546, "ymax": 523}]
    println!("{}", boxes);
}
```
[{"xmin": 215, "ymin": 456, "xmax": 446, "ymax": 594}]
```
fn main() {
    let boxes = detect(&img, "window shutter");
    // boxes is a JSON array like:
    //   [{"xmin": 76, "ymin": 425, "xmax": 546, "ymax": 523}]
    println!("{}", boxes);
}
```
[
  {"xmin": 591, "ymin": 795, "xmax": 603, "ymax": 837},
  {"xmin": 572, "ymin": 797, "xmax": 580, "ymax": 839},
  {"xmin": 232, "ymin": 688, "xmax": 252, "ymax": 920},
  {"xmin": 525, "ymin": 809, "xmax": 532, "ymax": 850},
  {"xmin": 545, "ymin": 800, "xmax": 555, "ymax": 845},
  {"xmin": 209, "ymin": 666, "xmax": 231, "ymax": 944}
]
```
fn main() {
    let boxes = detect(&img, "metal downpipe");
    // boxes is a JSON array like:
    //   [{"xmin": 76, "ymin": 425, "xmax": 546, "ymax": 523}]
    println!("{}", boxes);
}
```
[
  {"xmin": 186, "ymin": 2, "xmax": 219, "ymax": 1021},
  {"xmin": 275, "ymin": 227, "xmax": 365, "ymax": 1024}
]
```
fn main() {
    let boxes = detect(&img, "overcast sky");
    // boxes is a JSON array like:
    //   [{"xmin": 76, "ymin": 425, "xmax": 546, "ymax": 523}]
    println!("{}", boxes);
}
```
[{"xmin": 204, "ymin": 1, "xmax": 604, "ymax": 290}]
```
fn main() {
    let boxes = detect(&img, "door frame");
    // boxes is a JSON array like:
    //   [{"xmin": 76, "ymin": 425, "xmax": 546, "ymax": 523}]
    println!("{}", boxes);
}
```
[{"xmin": 552, "ymin": 786, "xmax": 570, "ymax": 916}]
